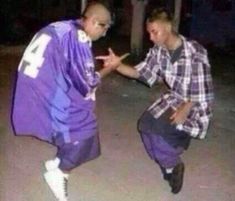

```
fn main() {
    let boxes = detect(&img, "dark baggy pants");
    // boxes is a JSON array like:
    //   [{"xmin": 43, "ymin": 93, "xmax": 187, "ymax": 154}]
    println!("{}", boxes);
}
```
[
  {"xmin": 140, "ymin": 132, "xmax": 184, "ymax": 168},
  {"xmin": 138, "ymin": 110, "xmax": 191, "ymax": 168},
  {"xmin": 53, "ymin": 134, "xmax": 100, "ymax": 171}
]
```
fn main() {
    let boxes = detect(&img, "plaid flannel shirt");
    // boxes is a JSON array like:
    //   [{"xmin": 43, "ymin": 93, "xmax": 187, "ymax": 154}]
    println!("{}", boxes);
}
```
[{"xmin": 135, "ymin": 36, "xmax": 214, "ymax": 139}]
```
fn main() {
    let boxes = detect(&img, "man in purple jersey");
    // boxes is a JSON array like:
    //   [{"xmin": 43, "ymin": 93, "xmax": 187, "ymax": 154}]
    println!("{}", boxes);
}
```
[
  {"xmin": 97, "ymin": 8, "xmax": 214, "ymax": 194},
  {"xmin": 11, "ymin": 2, "xmax": 116, "ymax": 201}
]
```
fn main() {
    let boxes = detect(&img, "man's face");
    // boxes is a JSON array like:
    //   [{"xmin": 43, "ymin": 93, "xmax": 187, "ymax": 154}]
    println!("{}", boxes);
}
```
[
  {"xmin": 94, "ymin": 18, "xmax": 111, "ymax": 39},
  {"xmin": 88, "ymin": 15, "xmax": 111, "ymax": 41},
  {"xmin": 146, "ymin": 21, "xmax": 171, "ymax": 47}
]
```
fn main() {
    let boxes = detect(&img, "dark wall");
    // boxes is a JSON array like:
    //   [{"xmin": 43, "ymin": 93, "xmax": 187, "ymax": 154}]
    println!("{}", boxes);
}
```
[{"xmin": 0, "ymin": 0, "xmax": 82, "ymax": 44}]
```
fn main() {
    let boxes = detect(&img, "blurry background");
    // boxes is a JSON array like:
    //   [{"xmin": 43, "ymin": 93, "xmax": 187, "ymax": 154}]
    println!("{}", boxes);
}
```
[
  {"xmin": 0, "ymin": 0, "xmax": 235, "ymax": 85},
  {"xmin": 1, "ymin": 0, "xmax": 235, "ymax": 48}
]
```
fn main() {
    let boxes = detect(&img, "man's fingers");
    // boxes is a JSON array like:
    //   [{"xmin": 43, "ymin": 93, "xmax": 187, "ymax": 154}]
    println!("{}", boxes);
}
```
[
  {"xmin": 96, "ymin": 52, "xmax": 130, "ymax": 63},
  {"xmin": 170, "ymin": 112, "xmax": 176, "ymax": 120},
  {"xmin": 108, "ymin": 48, "xmax": 115, "ymax": 56},
  {"xmin": 95, "ymin": 56, "xmax": 109, "ymax": 60},
  {"xmin": 120, "ymin": 53, "xmax": 130, "ymax": 61}
]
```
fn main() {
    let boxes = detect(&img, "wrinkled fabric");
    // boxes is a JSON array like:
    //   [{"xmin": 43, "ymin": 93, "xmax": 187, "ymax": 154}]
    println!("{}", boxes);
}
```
[
  {"xmin": 135, "ymin": 36, "xmax": 214, "ymax": 138},
  {"xmin": 57, "ymin": 135, "xmax": 101, "ymax": 171},
  {"xmin": 140, "ymin": 132, "xmax": 184, "ymax": 168},
  {"xmin": 138, "ymin": 110, "xmax": 191, "ymax": 149},
  {"xmin": 12, "ymin": 20, "xmax": 100, "ymax": 143}
]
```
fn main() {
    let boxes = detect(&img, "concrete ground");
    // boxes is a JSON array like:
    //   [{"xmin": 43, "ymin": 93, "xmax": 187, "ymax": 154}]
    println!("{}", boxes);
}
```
[{"xmin": 0, "ymin": 45, "xmax": 235, "ymax": 201}]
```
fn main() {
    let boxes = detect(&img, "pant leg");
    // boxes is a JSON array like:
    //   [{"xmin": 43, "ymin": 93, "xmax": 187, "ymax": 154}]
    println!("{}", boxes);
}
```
[
  {"xmin": 56, "ymin": 134, "xmax": 100, "ymax": 171},
  {"xmin": 140, "ymin": 132, "xmax": 184, "ymax": 169},
  {"xmin": 140, "ymin": 131, "xmax": 156, "ymax": 160}
]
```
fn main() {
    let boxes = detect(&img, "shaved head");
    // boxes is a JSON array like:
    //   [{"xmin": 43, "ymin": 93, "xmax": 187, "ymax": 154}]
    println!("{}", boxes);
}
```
[
  {"xmin": 81, "ymin": 2, "xmax": 111, "ymax": 41},
  {"xmin": 83, "ymin": 3, "xmax": 111, "ymax": 25}
]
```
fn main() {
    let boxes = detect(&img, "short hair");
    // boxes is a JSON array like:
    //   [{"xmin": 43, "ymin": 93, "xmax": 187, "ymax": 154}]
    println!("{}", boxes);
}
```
[
  {"xmin": 147, "ymin": 7, "xmax": 174, "ymax": 25},
  {"xmin": 82, "ymin": 1, "xmax": 109, "ymax": 18}
]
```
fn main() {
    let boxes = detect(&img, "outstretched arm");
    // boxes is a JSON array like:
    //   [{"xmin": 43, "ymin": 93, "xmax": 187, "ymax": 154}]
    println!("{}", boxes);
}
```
[
  {"xmin": 96, "ymin": 48, "xmax": 140, "ymax": 79},
  {"xmin": 116, "ymin": 63, "xmax": 140, "ymax": 79}
]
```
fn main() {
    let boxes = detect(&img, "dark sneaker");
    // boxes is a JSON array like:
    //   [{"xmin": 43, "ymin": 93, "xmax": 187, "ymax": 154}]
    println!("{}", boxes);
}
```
[
  {"xmin": 170, "ymin": 162, "xmax": 185, "ymax": 194},
  {"xmin": 164, "ymin": 173, "xmax": 172, "ymax": 181}
]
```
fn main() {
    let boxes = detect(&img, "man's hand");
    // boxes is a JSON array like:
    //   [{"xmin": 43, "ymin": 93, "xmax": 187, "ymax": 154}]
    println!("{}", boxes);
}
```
[
  {"xmin": 97, "ymin": 48, "xmax": 139, "ymax": 79},
  {"xmin": 96, "ymin": 48, "xmax": 130, "ymax": 78},
  {"xmin": 96, "ymin": 48, "xmax": 129, "ymax": 70},
  {"xmin": 170, "ymin": 101, "xmax": 194, "ymax": 124}
]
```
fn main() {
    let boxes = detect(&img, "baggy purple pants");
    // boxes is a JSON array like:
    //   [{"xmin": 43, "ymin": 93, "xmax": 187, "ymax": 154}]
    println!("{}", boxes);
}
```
[
  {"xmin": 140, "ymin": 132, "xmax": 184, "ymax": 169},
  {"xmin": 54, "ymin": 134, "xmax": 100, "ymax": 171}
]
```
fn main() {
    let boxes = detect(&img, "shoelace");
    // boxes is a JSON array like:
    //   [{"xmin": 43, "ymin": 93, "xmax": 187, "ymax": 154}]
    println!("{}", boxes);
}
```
[{"xmin": 63, "ymin": 178, "xmax": 68, "ymax": 197}]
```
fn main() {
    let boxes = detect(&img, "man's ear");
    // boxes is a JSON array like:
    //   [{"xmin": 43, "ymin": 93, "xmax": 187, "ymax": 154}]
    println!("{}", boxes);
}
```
[{"xmin": 90, "ymin": 16, "xmax": 98, "ymax": 28}]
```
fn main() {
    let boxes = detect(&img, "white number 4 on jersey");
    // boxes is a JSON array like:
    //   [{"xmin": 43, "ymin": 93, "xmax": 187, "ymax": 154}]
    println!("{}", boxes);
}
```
[{"xmin": 18, "ymin": 33, "xmax": 51, "ymax": 78}]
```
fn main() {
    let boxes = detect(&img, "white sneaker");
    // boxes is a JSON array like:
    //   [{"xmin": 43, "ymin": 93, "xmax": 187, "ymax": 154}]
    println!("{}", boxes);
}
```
[
  {"xmin": 45, "ymin": 157, "xmax": 60, "ymax": 171},
  {"xmin": 44, "ymin": 168, "xmax": 69, "ymax": 201}
]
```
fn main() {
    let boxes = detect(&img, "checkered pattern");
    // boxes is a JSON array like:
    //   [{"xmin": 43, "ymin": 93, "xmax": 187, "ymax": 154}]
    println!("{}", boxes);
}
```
[{"xmin": 135, "ymin": 36, "xmax": 214, "ymax": 138}]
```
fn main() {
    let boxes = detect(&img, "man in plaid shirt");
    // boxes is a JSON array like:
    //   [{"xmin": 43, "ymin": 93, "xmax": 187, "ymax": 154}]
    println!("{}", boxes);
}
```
[{"xmin": 97, "ymin": 8, "xmax": 214, "ymax": 194}]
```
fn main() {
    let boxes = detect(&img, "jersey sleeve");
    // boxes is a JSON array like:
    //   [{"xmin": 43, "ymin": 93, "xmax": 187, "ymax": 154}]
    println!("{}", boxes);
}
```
[{"xmin": 62, "ymin": 29, "xmax": 100, "ymax": 97}]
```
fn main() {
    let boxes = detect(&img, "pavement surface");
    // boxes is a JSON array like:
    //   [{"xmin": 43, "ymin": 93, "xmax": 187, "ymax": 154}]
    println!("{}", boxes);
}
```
[{"xmin": 0, "ymin": 45, "xmax": 235, "ymax": 201}]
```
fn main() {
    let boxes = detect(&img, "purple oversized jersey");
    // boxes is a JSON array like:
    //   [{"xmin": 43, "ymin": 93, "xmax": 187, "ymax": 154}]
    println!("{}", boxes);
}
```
[{"xmin": 11, "ymin": 20, "xmax": 101, "ymax": 143}]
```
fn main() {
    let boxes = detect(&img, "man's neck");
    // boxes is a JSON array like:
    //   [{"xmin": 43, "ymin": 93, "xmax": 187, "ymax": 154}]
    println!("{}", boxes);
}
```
[{"xmin": 165, "ymin": 33, "xmax": 182, "ymax": 51}]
